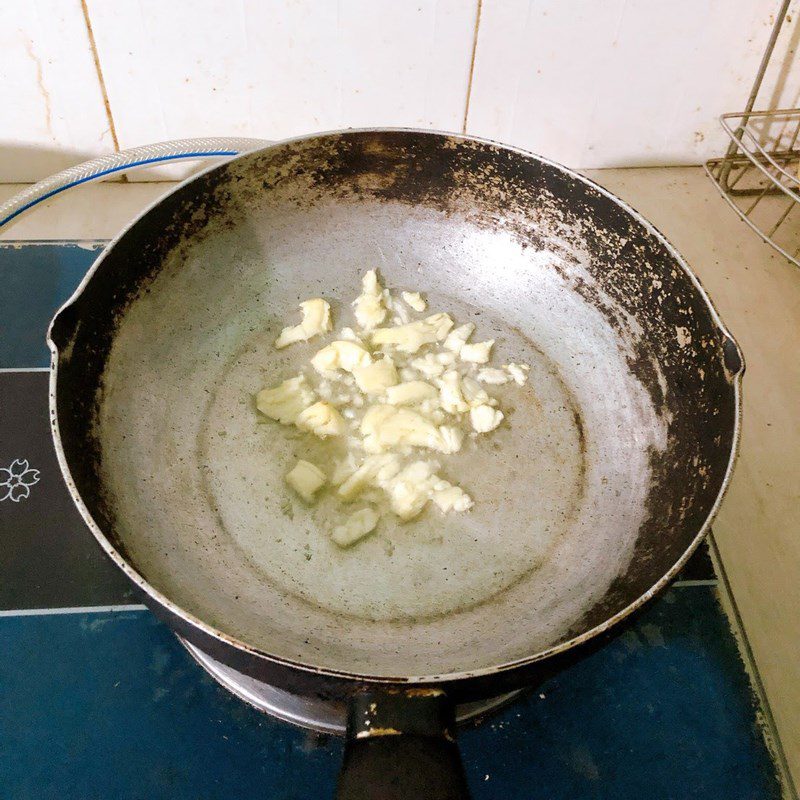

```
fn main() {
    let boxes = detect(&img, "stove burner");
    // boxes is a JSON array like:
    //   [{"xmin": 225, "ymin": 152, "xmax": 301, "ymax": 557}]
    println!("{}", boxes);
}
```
[{"xmin": 180, "ymin": 636, "xmax": 522, "ymax": 735}]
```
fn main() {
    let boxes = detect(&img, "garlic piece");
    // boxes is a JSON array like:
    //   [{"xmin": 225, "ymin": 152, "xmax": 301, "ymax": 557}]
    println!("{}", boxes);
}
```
[
  {"xmin": 330, "ymin": 454, "xmax": 358, "ymax": 486},
  {"xmin": 353, "ymin": 270, "xmax": 388, "ymax": 330},
  {"xmin": 432, "ymin": 484, "xmax": 473, "ymax": 513},
  {"xmin": 352, "ymin": 356, "xmax": 399, "ymax": 395},
  {"xmin": 360, "ymin": 405, "xmax": 445, "ymax": 454},
  {"xmin": 401, "ymin": 291, "xmax": 427, "ymax": 312},
  {"xmin": 383, "ymin": 461, "xmax": 438, "ymax": 520},
  {"xmin": 372, "ymin": 313, "xmax": 454, "ymax": 354},
  {"xmin": 256, "ymin": 375, "xmax": 316, "ymax": 424},
  {"xmin": 443, "ymin": 323, "xmax": 475, "ymax": 353},
  {"xmin": 439, "ymin": 371, "xmax": 470, "ymax": 414},
  {"xmin": 332, "ymin": 507, "xmax": 380, "ymax": 547},
  {"xmin": 410, "ymin": 353, "xmax": 445, "ymax": 378},
  {"xmin": 285, "ymin": 460, "xmax": 326, "ymax": 503},
  {"xmin": 311, "ymin": 341, "xmax": 373, "ymax": 374},
  {"xmin": 337, "ymin": 453, "xmax": 402, "ymax": 500},
  {"xmin": 438, "ymin": 425, "xmax": 465, "ymax": 454},
  {"xmin": 339, "ymin": 326, "xmax": 362, "ymax": 342},
  {"xmin": 425, "ymin": 313, "xmax": 455, "ymax": 341},
  {"xmin": 476, "ymin": 367, "xmax": 510, "ymax": 385},
  {"xmin": 274, "ymin": 299, "xmax": 332, "ymax": 349},
  {"xmin": 461, "ymin": 376, "xmax": 490, "ymax": 407},
  {"xmin": 460, "ymin": 340, "xmax": 494, "ymax": 364},
  {"xmin": 506, "ymin": 363, "xmax": 530, "ymax": 385},
  {"xmin": 360, "ymin": 404, "xmax": 398, "ymax": 438},
  {"xmin": 385, "ymin": 380, "xmax": 437, "ymax": 406},
  {"xmin": 392, "ymin": 302, "xmax": 411, "ymax": 326},
  {"xmin": 470, "ymin": 404, "xmax": 504, "ymax": 433},
  {"xmin": 295, "ymin": 401, "xmax": 346, "ymax": 438}
]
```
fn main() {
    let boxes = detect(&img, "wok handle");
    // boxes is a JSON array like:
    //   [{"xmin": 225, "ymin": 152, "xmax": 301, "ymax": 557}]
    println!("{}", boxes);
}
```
[{"xmin": 335, "ymin": 688, "xmax": 471, "ymax": 800}]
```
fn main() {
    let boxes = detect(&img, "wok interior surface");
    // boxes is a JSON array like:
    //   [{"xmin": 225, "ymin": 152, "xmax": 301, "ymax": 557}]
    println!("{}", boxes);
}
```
[{"xmin": 52, "ymin": 131, "xmax": 739, "ymax": 678}]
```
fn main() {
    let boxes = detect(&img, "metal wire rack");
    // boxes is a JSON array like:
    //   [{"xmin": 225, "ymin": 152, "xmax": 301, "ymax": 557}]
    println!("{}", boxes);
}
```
[{"xmin": 705, "ymin": 0, "xmax": 800, "ymax": 267}]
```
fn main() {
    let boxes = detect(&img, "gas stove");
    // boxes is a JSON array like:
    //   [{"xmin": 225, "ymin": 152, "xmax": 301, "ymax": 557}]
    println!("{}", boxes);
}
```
[{"xmin": 0, "ymin": 241, "xmax": 786, "ymax": 799}]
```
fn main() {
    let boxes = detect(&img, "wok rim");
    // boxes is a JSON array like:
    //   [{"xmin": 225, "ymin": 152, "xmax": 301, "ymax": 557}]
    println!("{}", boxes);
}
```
[{"xmin": 46, "ymin": 127, "xmax": 744, "ymax": 685}]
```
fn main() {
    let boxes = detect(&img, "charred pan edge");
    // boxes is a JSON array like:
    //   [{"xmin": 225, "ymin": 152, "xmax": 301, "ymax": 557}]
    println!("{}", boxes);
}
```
[{"xmin": 47, "ymin": 127, "xmax": 744, "ymax": 686}]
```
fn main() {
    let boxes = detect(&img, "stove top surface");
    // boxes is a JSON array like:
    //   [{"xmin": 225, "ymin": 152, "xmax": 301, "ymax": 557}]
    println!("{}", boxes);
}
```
[{"xmin": 0, "ymin": 242, "xmax": 786, "ymax": 799}]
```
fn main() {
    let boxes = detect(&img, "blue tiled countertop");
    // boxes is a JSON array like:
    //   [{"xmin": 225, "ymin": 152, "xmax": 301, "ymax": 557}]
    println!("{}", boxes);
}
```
[{"xmin": 0, "ymin": 242, "xmax": 788, "ymax": 799}]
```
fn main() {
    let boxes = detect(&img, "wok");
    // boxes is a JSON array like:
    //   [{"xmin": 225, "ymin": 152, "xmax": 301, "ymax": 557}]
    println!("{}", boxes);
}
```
[{"xmin": 48, "ymin": 130, "xmax": 743, "ymax": 798}]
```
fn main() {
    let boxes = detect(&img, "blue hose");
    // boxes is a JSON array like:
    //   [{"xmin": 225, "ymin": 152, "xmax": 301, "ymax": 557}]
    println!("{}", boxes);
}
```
[{"xmin": 0, "ymin": 137, "xmax": 270, "ymax": 230}]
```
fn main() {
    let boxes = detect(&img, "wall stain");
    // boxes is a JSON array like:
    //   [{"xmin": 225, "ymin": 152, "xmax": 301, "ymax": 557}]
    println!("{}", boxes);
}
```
[{"xmin": 22, "ymin": 35, "xmax": 52, "ymax": 136}]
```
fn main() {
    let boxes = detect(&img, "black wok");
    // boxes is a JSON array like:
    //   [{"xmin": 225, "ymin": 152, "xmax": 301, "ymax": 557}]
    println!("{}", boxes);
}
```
[{"xmin": 48, "ymin": 130, "xmax": 743, "ymax": 798}]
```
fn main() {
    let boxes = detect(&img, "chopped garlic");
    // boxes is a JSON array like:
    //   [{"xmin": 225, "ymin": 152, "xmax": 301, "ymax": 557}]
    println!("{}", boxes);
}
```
[
  {"xmin": 360, "ymin": 404, "xmax": 398, "ymax": 439},
  {"xmin": 432, "ymin": 484, "xmax": 473, "ymax": 513},
  {"xmin": 274, "ymin": 299, "xmax": 332, "ymax": 349},
  {"xmin": 385, "ymin": 380, "xmax": 437, "ymax": 406},
  {"xmin": 337, "ymin": 453, "xmax": 402, "ymax": 500},
  {"xmin": 352, "ymin": 356, "xmax": 399, "ymax": 395},
  {"xmin": 332, "ymin": 507, "xmax": 380, "ymax": 547},
  {"xmin": 438, "ymin": 425, "xmax": 465, "ymax": 454},
  {"xmin": 383, "ymin": 461, "xmax": 438, "ymax": 520},
  {"xmin": 372, "ymin": 313, "xmax": 453, "ymax": 354},
  {"xmin": 339, "ymin": 326, "xmax": 362, "ymax": 342},
  {"xmin": 361, "ymin": 405, "xmax": 446, "ymax": 454},
  {"xmin": 401, "ymin": 291, "xmax": 427, "ymax": 312},
  {"xmin": 470, "ymin": 404, "xmax": 504, "ymax": 433},
  {"xmin": 419, "ymin": 397, "xmax": 441, "ymax": 416},
  {"xmin": 460, "ymin": 340, "xmax": 494, "ymax": 364},
  {"xmin": 330, "ymin": 454, "xmax": 358, "ymax": 486},
  {"xmin": 256, "ymin": 375, "xmax": 316, "ymax": 424},
  {"xmin": 410, "ymin": 353, "xmax": 445, "ymax": 378},
  {"xmin": 425, "ymin": 313, "xmax": 455, "ymax": 340},
  {"xmin": 443, "ymin": 323, "xmax": 474, "ymax": 353},
  {"xmin": 285, "ymin": 460, "xmax": 326, "ymax": 502},
  {"xmin": 461, "ymin": 376, "xmax": 490, "ymax": 407},
  {"xmin": 439, "ymin": 371, "xmax": 469, "ymax": 414},
  {"xmin": 295, "ymin": 401, "xmax": 346, "ymax": 438},
  {"xmin": 505, "ymin": 363, "xmax": 530, "ymax": 385},
  {"xmin": 311, "ymin": 341, "xmax": 372, "ymax": 374},
  {"xmin": 353, "ymin": 270, "xmax": 387, "ymax": 330},
  {"xmin": 476, "ymin": 367, "xmax": 510, "ymax": 385},
  {"xmin": 429, "ymin": 408, "xmax": 447, "ymax": 425},
  {"xmin": 316, "ymin": 379, "xmax": 334, "ymax": 401},
  {"xmin": 256, "ymin": 270, "xmax": 530, "ymax": 543}
]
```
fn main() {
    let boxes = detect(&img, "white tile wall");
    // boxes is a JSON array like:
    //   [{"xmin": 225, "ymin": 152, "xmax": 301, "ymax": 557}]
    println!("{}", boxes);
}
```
[
  {"xmin": 83, "ymin": 0, "xmax": 478, "ymax": 178},
  {"xmin": 0, "ymin": 0, "xmax": 114, "ymax": 182},
  {"xmin": 3, "ymin": 0, "xmax": 800, "ymax": 181},
  {"xmin": 466, "ymin": 0, "xmax": 800, "ymax": 168}
]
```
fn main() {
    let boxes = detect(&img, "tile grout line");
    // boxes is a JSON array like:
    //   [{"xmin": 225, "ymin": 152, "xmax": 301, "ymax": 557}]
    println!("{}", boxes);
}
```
[
  {"xmin": 709, "ymin": 533, "xmax": 799, "ymax": 799},
  {"xmin": 80, "ymin": 0, "xmax": 126, "ymax": 183},
  {"xmin": 0, "ymin": 605, "xmax": 148, "ymax": 618},
  {"xmin": 461, "ymin": 0, "xmax": 483, "ymax": 135}
]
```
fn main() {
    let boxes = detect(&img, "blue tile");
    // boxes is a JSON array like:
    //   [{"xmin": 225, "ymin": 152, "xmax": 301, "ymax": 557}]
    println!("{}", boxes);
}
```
[
  {"xmin": 0, "ymin": 243, "xmax": 104, "ymax": 368},
  {"xmin": 0, "ymin": 611, "xmax": 342, "ymax": 800},
  {"xmin": 459, "ymin": 587, "xmax": 781, "ymax": 800},
  {"xmin": 0, "ymin": 588, "xmax": 781, "ymax": 800}
]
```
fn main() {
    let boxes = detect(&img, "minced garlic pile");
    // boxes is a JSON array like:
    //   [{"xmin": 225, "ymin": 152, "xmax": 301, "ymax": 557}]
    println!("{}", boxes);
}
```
[{"xmin": 256, "ymin": 270, "xmax": 529, "ymax": 548}]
